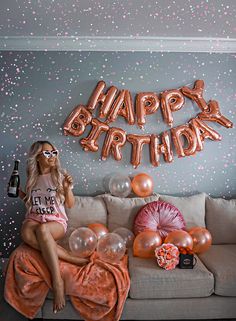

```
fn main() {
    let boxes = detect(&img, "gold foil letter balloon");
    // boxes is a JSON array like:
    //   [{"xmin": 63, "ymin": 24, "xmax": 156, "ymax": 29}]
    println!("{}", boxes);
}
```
[
  {"xmin": 101, "ymin": 127, "xmax": 127, "ymax": 161},
  {"xmin": 171, "ymin": 124, "xmax": 197, "ymax": 157},
  {"xmin": 161, "ymin": 89, "xmax": 185, "ymax": 127},
  {"xmin": 136, "ymin": 92, "xmax": 160, "ymax": 129},
  {"xmin": 63, "ymin": 105, "xmax": 92, "ymax": 136},
  {"xmin": 127, "ymin": 134, "xmax": 151, "ymax": 168},
  {"xmin": 87, "ymin": 80, "xmax": 118, "ymax": 118},
  {"xmin": 181, "ymin": 79, "xmax": 208, "ymax": 112}
]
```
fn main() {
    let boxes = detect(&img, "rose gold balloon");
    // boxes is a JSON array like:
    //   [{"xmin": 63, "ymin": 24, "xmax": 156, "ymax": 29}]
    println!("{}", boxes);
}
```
[
  {"xmin": 136, "ymin": 92, "xmax": 160, "ymax": 129},
  {"xmin": 101, "ymin": 127, "xmax": 127, "ymax": 161},
  {"xmin": 63, "ymin": 105, "xmax": 92, "ymax": 136},
  {"xmin": 87, "ymin": 80, "xmax": 118, "ymax": 118},
  {"xmin": 107, "ymin": 89, "xmax": 135, "ymax": 125},
  {"xmin": 133, "ymin": 230, "xmax": 162, "ymax": 258},
  {"xmin": 171, "ymin": 124, "xmax": 197, "ymax": 157},
  {"xmin": 80, "ymin": 118, "xmax": 109, "ymax": 152},
  {"xmin": 127, "ymin": 134, "xmax": 151, "ymax": 168},
  {"xmin": 181, "ymin": 79, "xmax": 208, "ymax": 112},
  {"xmin": 188, "ymin": 227, "xmax": 212, "ymax": 254},
  {"xmin": 88, "ymin": 223, "xmax": 109, "ymax": 240},
  {"xmin": 190, "ymin": 117, "xmax": 222, "ymax": 151},
  {"xmin": 198, "ymin": 100, "xmax": 233, "ymax": 128},
  {"xmin": 161, "ymin": 89, "xmax": 185, "ymax": 127},
  {"xmin": 164, "ymin": 230, "xmax": 193, "ymax": 250},
  {"xmin": 150, "ymin": 132, "xmax": 173, "ymax": 167},
  {"xmin": 131, "ymin": 173, "xmax": 154, "ymax": 197}
]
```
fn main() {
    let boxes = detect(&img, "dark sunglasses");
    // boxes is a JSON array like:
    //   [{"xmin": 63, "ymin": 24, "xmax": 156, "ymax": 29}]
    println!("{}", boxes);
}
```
[{"xmin": 41, "ymin": 150, "xmax": 59, "ymax": 158}]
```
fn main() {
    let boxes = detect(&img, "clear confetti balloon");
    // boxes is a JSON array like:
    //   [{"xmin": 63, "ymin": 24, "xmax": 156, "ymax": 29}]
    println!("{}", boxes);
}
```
[
  {"xmin": 97, "ymin": 233, "xmax": 126, "ymax": 263},
  {"xmin": 69, "ymin": 227, "xmax": 97, "ymax": 258},
  {"xmin": 108, "ymin": 174, "xmax": 132, "ymax": 197},
  {"xmin": 113, "ymin": 227, "xmax": 135, "ymax": 248}
]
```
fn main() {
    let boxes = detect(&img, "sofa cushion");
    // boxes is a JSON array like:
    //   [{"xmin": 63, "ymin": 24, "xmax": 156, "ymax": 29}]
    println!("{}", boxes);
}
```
[
  {"xmin": 159, "ymin": 193, "xmax": 206, "ymax": 229},
  {"xmin": 58, "ymin": 195, "xmax": 107, "ymax": 250},
  {"xmin": 198, "ymin": 244, "xmax": 236, "ymax": 296},
  {"xmin": 102, "ymin": 193, "xmax": 159, "ymax": 232},
  {"xmin": 205, "ymin": 196, "xmax": 236, "ymax": 244},
  {"xmin": 128, "ymin": 249, "xmax": 214, "ymax": 299}
]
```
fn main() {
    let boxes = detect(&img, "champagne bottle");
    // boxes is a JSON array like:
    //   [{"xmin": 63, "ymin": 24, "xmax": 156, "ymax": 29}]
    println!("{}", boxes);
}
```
[{"xmin": 7, "ymin": 160, "xmax": 20, "ymax": 197}]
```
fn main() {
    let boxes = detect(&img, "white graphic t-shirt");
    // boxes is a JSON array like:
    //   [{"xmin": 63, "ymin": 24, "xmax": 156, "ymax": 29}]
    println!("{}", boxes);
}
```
[{"xmin": 29, "ymin": 173, "xmax": 68, "ymax": 221}]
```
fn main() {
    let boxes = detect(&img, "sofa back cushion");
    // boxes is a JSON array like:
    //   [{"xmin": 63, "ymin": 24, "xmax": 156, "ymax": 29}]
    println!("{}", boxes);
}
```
[
  {"xmin": 102, "ymin": 193, "xmax": 160, "ymax": 232},
  {"xmin": 58, "ymin": 195, "xmax": 107, "ymax": 250},
  {"xmin": 159, "ymin": 193, "xmax": 206, "ymax": 229},
  {"xmin": 206, "ymin": 196, "xmax": 236, "ymax": 244}
]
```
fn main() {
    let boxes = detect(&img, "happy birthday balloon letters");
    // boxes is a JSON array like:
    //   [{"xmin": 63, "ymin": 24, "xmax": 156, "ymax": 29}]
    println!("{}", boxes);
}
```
[{"xmin": 63, "ymin": 80, "xmax": 233, "ymax": 168}]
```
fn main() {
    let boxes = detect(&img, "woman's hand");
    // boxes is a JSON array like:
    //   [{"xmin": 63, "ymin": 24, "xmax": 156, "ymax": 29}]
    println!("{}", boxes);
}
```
[
  {"xmin": 62, "ymin": 173, "xmax": 74, "ymax": 191},
  {"xmin": 18, "ymin": 187, "xmax": 26, "ymax": 201},
  {"xmin": 62, "ymin": 172, "xmax": 75, "ymax": 208}
]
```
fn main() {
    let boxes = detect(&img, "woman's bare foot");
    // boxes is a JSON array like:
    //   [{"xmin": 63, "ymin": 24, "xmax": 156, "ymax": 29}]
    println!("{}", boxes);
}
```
[{"xmin": 53, "ymin": 278, "xmax": 65, "ymax": 313}]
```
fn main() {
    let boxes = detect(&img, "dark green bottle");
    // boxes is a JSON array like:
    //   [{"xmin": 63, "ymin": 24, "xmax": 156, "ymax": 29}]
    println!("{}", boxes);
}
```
[{"xmin": 7, "ymin": 160, "xmax": 20, "ymax": 197}]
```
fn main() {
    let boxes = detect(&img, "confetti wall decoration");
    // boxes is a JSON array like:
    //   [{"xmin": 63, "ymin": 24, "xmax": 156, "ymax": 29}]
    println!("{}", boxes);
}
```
[
  {"xmin": 0, "ymin": 51, "xmax": 236, "ymax": 257},
  {"xmin": 0, "ymin": 1, "xmax": 235, "ymax": 38}
]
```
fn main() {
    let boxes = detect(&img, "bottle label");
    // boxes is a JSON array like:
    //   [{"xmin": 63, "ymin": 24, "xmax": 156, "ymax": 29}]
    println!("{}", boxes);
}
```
[{"xmin": 8, "ymin": 187, "xmax": 17, "ymax": 194}]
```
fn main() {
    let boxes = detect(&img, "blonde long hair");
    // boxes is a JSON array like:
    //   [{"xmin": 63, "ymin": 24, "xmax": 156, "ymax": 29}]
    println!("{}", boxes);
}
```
[{"xmin": 25, "ymin": 141, "xmax": 65, "ymax": 211}]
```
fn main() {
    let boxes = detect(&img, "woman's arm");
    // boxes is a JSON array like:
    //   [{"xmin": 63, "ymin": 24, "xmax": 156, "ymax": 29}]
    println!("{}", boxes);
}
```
[
  {"xmin": 64, "ymin": 186, "xmax": 75, "ymax": 208},
  {"xmin": 63, "ymin": 173, "xmax": 75, "ymax": 208}
]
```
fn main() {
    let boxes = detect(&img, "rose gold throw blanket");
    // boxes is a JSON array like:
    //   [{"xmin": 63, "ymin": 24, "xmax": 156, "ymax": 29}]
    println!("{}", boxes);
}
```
[{"xmin": 4, "ymin": 243, "xmax": 130, "ymax": 320}]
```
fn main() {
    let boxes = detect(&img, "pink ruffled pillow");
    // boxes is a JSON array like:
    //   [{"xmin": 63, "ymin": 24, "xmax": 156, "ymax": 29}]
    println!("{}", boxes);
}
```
[{"xmin": 133, "ymin": 200, "xmax": 186, "ymax": 239}]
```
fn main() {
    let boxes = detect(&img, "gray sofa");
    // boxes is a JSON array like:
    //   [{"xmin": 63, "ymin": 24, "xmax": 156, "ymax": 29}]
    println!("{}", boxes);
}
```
[{"xmin": 4, "ymin": 192, "xmax": 236, "ymax": 320}]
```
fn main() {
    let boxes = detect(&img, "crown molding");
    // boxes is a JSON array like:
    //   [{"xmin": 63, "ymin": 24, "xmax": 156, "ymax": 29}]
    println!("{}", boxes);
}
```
[{"xmin": 0, "ymin": 36, "xmax": 236, "ymax": 53}]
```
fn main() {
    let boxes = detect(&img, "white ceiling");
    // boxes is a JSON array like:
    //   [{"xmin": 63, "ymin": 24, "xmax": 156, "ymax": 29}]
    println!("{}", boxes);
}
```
[{"xmin": 0, "ymin": 0, "xmax": 235, "ymax": 52}]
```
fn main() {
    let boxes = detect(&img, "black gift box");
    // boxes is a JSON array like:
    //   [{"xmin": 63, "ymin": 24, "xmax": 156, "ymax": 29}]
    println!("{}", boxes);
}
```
[{"xmin": 178, "ymin": 253, "xmax": 196, "ymax": 269}]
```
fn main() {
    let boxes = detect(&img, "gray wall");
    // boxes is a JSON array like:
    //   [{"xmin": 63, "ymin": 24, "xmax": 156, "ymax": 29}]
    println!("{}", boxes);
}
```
[
  {"xmin": 0, "ymin": 0, "xmax": 235, "ymax": 38},
  {"xmin": 0, "ymin": 51, "xmax": 236, "ymax": 256}
]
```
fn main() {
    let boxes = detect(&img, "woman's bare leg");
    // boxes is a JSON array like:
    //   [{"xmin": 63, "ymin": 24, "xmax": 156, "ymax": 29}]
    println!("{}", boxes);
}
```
[
  {"xmin": 21, "ymin": 220, "xmax": 88, "ymax": 313},
  {"xmin": 35, "ymin": 222, "xmax": 65, "ymax": 313},
  {"xmin": 21, "ymin": 220, "xmax": 89, "ymax": 265}
]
